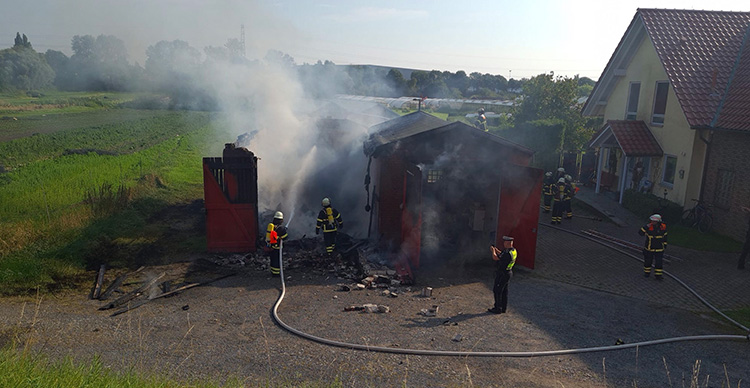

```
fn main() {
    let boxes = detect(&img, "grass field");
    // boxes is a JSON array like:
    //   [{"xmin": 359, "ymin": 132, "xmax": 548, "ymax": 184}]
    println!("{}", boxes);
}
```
[
  {"xmin": 0, "ymin": 92, "xmax": 232, "ymax": 294},
  {"xmin": 0, "ymin": 348, "xmax": 246, "ymax": 388}
]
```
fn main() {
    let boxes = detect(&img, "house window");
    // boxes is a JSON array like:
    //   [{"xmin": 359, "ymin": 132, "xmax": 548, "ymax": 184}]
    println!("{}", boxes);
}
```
[
  {"xmin": 626, "ymin": 82, "xmax": 640, "ymax": 120},
  {"xmin": 661, "ymin": 155, "xmax": 677, "ymax": 186},
  {"xmin": 714, "ymin": 169, "xmax": 734, "ymax": 209},
  {"xmin": 651, "ymin": 81, "xmax": 669, "ymax": 125},
  {"xmin": 427, "ymin": 169, "xmax": 442, "ymax": 183}
]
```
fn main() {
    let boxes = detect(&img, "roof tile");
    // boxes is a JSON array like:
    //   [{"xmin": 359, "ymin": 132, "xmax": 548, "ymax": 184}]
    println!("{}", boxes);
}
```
[{"xmin": 639, "ymin": 9, "xmax": 750, "ymax": 128}]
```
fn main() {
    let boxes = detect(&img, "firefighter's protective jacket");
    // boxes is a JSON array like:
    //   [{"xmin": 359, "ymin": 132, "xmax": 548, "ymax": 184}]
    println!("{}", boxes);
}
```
[
  {"xmin": 551, "ymin": 183, "xmax": 570, "ymax": 202},
  {"xmin": 316, "ymin": 207, "xmax": 343, "ymax": 233},
  {"xmin": 639, "ymin": 222, "xmax": 668, "ymax": 252},
  {"xmin": 543, "ymin": 176, "xmax": 554, "ymax": 195}
]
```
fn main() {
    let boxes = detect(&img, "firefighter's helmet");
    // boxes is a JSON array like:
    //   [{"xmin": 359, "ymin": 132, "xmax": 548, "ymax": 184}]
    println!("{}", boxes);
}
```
[
  {"xmin": 322, "ymin": 197, "xmax": 331, "ymax": 207},
  {"xmin": 545, "ymin": 171, "xmax": 552, "ymax": 177},
  {"xmin": 649, "ymin": 214, "xmax": 662, "ymax": 222},
  {"xmin": 274, "ymin": 211, "xmax": 284, "ymax": 220},
  {"xmin": 478, "ymin": 108, "xmax": 485, "ymax": 114},
  {"xmin": 565, "ymin": 174, "xmax": 572, "ymax": 182},
  {"xmin": 557, "ymin": 167, "xmax": 565, "ymax": 172},
  {"xmin": 558, "ymin": 177, "xmax": 566, "ymax": 183}
]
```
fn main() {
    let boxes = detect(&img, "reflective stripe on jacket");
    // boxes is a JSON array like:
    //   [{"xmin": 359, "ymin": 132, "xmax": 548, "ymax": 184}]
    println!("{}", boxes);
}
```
[
  {"xmin": 317, "ymin": 207, "xmax": 343, "ymax": 232},
  {"xmin": 639, "ymin": 222, "xmax": 668, "ymax": 252}
]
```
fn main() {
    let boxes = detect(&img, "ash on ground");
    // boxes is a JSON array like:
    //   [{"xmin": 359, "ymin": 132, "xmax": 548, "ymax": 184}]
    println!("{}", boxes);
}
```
[{"xmin": 209, "ymin": 233, "xmax": 402, "ymax": 283}]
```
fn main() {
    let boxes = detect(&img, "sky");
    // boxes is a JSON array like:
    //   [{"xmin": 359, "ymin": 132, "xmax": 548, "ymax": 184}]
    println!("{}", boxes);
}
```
[{"xmin": 2, "ymin": 0, "xmax": 749, "ymax": 81}]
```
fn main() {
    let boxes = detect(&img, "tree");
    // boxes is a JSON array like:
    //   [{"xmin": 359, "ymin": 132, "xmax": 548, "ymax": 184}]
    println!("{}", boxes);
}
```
[
  {"xmin": 386, "ymin": 69, "xmax": 410, "ymax": 97},
  {"xmin": 0, "ymin": 46, "xmax": 54, "ymax": 91},
  {"xmin": 511, "ymin": 72, "xmax": 598, "ymax": 169},
  {"xmin": 65, "ymin": 34, "xmax": 135, "ymax": 91},
  {"xmin": 13, "ymin": 33, "xmax": 32, "ymax": 49}
]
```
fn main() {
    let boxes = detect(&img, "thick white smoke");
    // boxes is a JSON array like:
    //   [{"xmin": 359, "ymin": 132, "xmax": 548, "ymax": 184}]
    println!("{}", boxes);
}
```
[{"xmin": 198, "ymin": 59, "xmax": 370, "ymax": 239}]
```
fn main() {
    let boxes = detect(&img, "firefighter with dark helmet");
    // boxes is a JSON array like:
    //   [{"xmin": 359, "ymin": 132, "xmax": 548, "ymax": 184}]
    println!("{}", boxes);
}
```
[
  {"xmin": 542, "ymin": 171, "xmax": 554, "ymax": 213},
  {"xmin": 488, "ymin": 235, "xmax": 517, "ymax": 314},
  {"xmin": 316, "ymin": 197, "xmax": 343, "ymax": 259},
  {"xmin": 639, "ymin": 214, "xmax": 668, "ymax": 280},
  {"xmin": 265, "ymin": 211, "xmax": 288, "ymax": 277}
]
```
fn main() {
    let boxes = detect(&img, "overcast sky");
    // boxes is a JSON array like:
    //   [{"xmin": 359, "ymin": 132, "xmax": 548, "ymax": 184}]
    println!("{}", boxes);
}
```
[{"xmin": 2, "ymin": 0, "xmax": 749, "ymax": 80}]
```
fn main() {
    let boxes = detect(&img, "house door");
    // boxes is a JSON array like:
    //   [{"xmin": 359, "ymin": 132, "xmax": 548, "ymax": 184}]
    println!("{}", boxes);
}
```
[
  {"xmin": 495, "ymin": 164, "xmax": 543, "ymax": 269},
  {"xmin": 625, "ymin": 157, "xmax": 650, "ymax": 191}
]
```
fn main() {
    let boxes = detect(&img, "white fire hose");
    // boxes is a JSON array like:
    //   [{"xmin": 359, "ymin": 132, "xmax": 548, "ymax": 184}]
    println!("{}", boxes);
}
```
[{"xmin": 271, "ymin": 229, "xmax": 749, "ymax": 357}]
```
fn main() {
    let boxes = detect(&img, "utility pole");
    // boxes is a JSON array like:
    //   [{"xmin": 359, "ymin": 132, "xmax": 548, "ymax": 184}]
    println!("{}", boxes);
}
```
[{"xmin": 509, "ymin": 69, "xmax": 512, "ymax": 80}]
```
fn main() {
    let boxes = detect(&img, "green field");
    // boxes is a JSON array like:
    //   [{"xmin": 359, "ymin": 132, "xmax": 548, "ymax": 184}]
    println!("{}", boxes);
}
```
[{"xmin": 0, "ymin": 93, "xmax": 231, "ymax": 294}]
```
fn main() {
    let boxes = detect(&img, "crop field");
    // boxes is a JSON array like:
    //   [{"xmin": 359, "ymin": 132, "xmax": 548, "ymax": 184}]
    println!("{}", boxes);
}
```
[{"xmin": 0, "ymin": 93, "xmax": 232, "ymax": 293}]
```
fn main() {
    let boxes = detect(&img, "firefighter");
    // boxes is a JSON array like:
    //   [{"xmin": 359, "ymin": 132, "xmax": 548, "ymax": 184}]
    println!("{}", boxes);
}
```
[
  {"xmin": 475, "ymin": 108, "xmax": 487, "ymax": 132},
  {"xmin": 316, "ymin": 197, "xmax": 343, "ymax": 259},
  {"xmin": 488, "ymin": 236, "xmax": 517, "ymax": 314},
  {"xmin": 542, "ymin": 172, "xmax": 554, "ymax": 213},
  {"xmin": 550, "ymin": 177, "xmax": 569, "ymax": 224},
  {"xmin": 639, "ymin": 214, "xmax": 668, "ymax": 280},
  {"xmin": 555, "ymin": 167, "xmax": 566, "ymax": 181},
  {"xmin": 265, "ymin": 211, "xmax": 288, "ymax": 277},
  {"xmin": 563, "ymin": 174, "xmax": 578, "ymax": 219}
]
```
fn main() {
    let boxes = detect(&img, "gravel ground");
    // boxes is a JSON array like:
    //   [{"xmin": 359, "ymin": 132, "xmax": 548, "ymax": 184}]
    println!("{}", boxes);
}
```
[{"xmin": 1, "ymin": 256, "xmax": 748, "ymax": 388}]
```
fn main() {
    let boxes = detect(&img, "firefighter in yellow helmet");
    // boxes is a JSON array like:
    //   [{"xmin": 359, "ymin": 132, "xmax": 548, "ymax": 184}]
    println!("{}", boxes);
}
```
[
  {"xmin": 316, "ymin": 197, "xmax": 343, "ymax": 259},
  {"xmin": 265, "ymin": 211, "xmax": 288, "ymax": 277},
  {"xmin": 639, "ymin": 214, "xmax": 667, "ymax": 280}
]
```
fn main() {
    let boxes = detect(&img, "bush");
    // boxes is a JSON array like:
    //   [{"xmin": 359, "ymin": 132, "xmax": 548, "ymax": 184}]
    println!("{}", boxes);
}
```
[{"xmin": 622, "ymin": 189, "xmax": 682, "ymax": 224}]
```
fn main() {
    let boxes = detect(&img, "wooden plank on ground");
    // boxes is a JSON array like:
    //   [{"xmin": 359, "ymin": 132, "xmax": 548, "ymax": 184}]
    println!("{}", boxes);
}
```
[
  {"xmin": 108, "ymin": 273, "xmax": 236, "ymax": 317},
  {"xmin": 99, "ymin": 272, "xmax": 165, "ymax": 310},
  {"xmin": 90, "ymin": 265, "xmax": 106, "ymax": 300},
  {"xmin": 99, "ymin": 266, "xmax": 145, "ymax": 301}
]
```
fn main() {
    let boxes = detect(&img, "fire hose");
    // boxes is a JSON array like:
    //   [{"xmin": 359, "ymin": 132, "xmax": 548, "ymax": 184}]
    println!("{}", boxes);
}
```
[{"xmin": 271, "ymin": 230, "xmax": 749, "ymax": 357}]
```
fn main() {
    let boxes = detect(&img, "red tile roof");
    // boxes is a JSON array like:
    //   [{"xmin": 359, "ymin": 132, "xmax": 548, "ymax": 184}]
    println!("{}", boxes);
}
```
[
  {"xmin": 714, "ymin": 26, "xmax": 750, "ymax": 131},
  {"xmin": 639, "ymin": 9, "xmax": 750, "ymax": 129},
  {"xmin": 602, "ymin": 120, "xmax": 664, "ymax": 157}
]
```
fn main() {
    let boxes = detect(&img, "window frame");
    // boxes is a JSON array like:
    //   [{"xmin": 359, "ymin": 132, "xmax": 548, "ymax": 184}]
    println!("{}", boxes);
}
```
[
  {"xmin": 661, "ymin": 154, "xmax": 677, "ymax": 187},
  {"xmin": 651, "ymin": 81, "xmax": 669, "ymax": 126},
  {"xmin": 625, "ymin": 82, "xmax": 640, "ymax": 120}
]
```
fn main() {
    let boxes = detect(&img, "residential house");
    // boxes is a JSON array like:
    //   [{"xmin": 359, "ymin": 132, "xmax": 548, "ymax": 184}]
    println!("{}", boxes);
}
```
[{"xmin": 583, "ymin": 9, "xmax": 750, "ymax": 241}]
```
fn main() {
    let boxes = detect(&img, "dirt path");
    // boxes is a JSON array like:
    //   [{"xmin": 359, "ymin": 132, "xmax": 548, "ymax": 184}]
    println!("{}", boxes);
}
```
[{"xmin": 1, "ymin": 259, "xmax": 748, "ymax": 388}]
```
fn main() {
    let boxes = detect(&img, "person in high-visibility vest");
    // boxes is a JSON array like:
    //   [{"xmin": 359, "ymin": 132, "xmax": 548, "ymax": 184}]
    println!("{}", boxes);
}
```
[
  {"xmin": 316, "ymin": 197, "xmax": 343, "ymax": 259},
  {"xmin": 265, "ymin": 211, "xmax": 288, "ymax": 277},
  {"xmin": 488, "ymin": 236, "xmax": 517, "ymax": 314},
  {"xmin": 639, "ymin": 214, "xmax": 667, "ymax": 280}
]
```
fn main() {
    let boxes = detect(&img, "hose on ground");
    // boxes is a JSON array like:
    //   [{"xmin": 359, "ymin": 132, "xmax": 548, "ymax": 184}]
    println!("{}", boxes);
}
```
[{"xmin": 271, "ymin": 231, "xmax": 749, "ymax": 357}]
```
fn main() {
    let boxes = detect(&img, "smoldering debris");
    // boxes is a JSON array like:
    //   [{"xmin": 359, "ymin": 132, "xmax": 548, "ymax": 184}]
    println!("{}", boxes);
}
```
[{"xmin": 209, "ymin": 233, "xmax": 405, "ymax": 284}]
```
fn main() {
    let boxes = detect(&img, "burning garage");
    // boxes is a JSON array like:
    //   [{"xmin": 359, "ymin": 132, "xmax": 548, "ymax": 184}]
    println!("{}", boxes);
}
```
[{"xmin": 363, "ymin": 111, "xmax": 543, "ymax": 282}]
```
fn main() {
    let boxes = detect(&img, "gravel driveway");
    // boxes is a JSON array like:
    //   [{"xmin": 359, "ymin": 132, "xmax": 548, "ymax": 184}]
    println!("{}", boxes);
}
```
[{"xmin": 1, "ymin": 256, "xmax": 748, "ymax": 388}]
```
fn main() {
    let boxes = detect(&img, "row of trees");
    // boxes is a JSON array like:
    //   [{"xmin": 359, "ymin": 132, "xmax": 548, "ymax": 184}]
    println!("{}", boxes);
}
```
[{"xmin": 0, "ymin": 32, "xmax": 595, "ymax": 101}]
